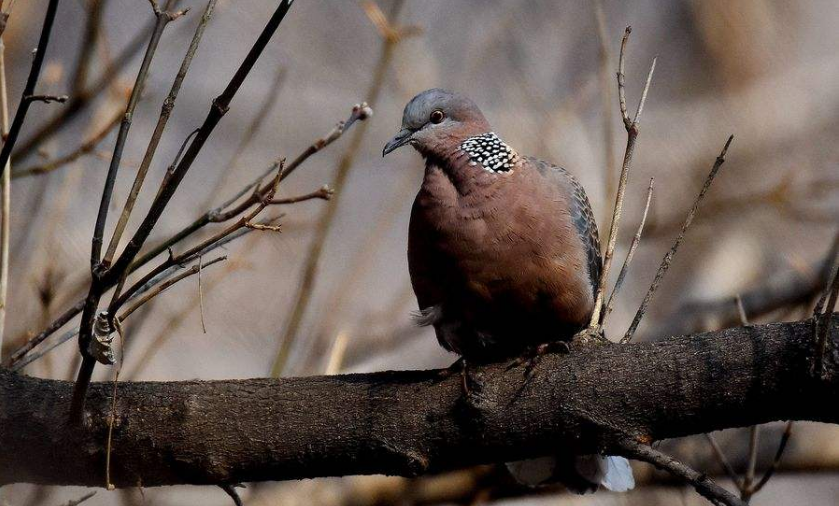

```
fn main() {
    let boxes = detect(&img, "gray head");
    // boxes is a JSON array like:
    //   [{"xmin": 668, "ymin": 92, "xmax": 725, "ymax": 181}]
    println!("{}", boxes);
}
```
[{"xmin": 383, "ymin": 89, "xmax": 491, "ymax": 158}]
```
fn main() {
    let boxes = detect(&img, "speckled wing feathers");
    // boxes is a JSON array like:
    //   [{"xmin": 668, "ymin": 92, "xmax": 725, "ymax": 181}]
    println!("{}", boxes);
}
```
[{"xmin": 526, "ymin": 156, "xmax": 602, "ymax": 294}]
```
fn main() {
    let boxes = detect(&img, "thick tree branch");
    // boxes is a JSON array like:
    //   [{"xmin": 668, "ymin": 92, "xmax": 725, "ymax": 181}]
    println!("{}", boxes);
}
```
[{"xmin": 1, "ymin": 316, "xmax": 836, "ymax": 489}]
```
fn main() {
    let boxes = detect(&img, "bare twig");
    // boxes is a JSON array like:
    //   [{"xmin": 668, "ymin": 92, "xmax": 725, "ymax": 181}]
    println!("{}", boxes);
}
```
[
  {"xmin": 621, "ymin": 135, "xmax": 734, "ymax": 343},
  {"xmin": 589, "ymin": 26, "xmax": 657, "ymax": 328},
  {"xmin": 271, "ymin": 185, "xmax": 333, "ymax": 205},
  {"xmin": 92, "ymin": 0, "xmax": 185, "ymax": 268},
  {"xmin": 118, "ymin": 256, "xmax": 226, "ymax": 321},
  {"xmin": 11, "ymin": 4, "xmax": 167, "ymax": 163},
  {"xmin": 619, "ymin": 439, "xmax": 747, "ymax": 506},
  {"xmin": 750, "ymin": 421, "xmax": 793, "ymax": 494},
  {"xmin": 0, "ymin": 37, "xmax": 10, "ymax": 354},
  {"xmin": 105, "ymin": 320, "xmax": 126, "ymax": 490},
  {"xmin": 604, "ymin": 177, "xmax": 653, "ymax": 319},
  {"xmin": 103, "ymin": 0, "xmax": 216, "ymax": 266},
  {"xmin": 592, "ymin": 0, "xmax": 616, "ymax": 230},
  {"xmin": 742, "ymin": 425, "xmax": 760, "ymax": 502},
  {"xmin": 9, "ymin": 253, "xmax": 231, "ymax": 372},
  {"xmin": 0, "ymin": 0, "xmax": 61, "ymax": 179},
  {"xmin": 12, "ymin": 108, "xmax": 121, "ymax": 179},
  {"xmin": 6, "ymin": 104, "xmax": 359, "ymax": 369},
  {"xmin": 205, "ymin": 65, "xmax": 287, "ymax": 202},
  {"xmin": 135, "ymin": 103, "xmax": 369, "ymax": 269},
  {"xmin": 271, "ymin": 0, "xmax": 404, "ymax": 377},
  {"xmin": 704, "ymin": 433, "xmax": 743, "ymax": 488},
  {"xmin": 109, "ymin": 164, "xmax": 284, "ymax": 316},
  {"xmin": 23, "ymin": 94, "xmax": 67, "ymax": 104},
  {"xmin": 198, "ymin": 256, "xmax": 206, "ymax": 334},
  {"xmin": 71, "ymin": 0, "xmax": 297, "ymax": 422}
]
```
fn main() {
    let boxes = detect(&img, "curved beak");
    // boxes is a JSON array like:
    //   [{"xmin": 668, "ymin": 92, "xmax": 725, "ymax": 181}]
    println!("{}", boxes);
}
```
[{"xmin": 382, "ymin": 128, "xmax": 413, "ymax": 157}]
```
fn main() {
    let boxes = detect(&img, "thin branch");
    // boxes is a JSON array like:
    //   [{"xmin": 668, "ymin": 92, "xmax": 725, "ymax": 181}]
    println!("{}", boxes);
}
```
[
  {"xmin": 742, "ymin": 425, "xmax": 759, "ymax": 502},
  {"xmin": 23, "ymin": 94, "xmax": 67, "ymax": 104},
  {"xmin": 0, "ymin": 37, "xmax": 10, "ymax": 355},
  {"xmin": 117, "ymin": 256, "xmax": 226, "ymax": 321},
  {"xmin": 11, "ymin": 4, "xmax": 166, "ymax": 164},
  {"xmin": 9, "ymin": 250, "xmax": 234, "ymax": 372},
  {"xmin": 592, "ymin": 0, "xmax": 616, "ymax": 230},
  {"xmin": 750, "ymin": 421, "xmax": 793, "ymax": 494},
  {"xmin": 271, "ymin": 0, "xmax": 404, "ymax": 377},
  {"xmin": 244, "ymin": 221, "xmax": 282, "ymax": 232},
  {"xmin": 604, "ymin": 177, "xmax": 653, "ymax": 319},
  {"xmin": 205, "ymin": 65, "xmax": 287, "ymax": 203},
  {"xmin": 92, "ymin": 0, "xmax": 185, "ymax": 268},
  {"xmin": 589, "ymin": 27, "xmax": 656, "ymax": 328},
  {"xmin": 0, "ymin": 0, "xmax": 61, "ymax": 179},
  {"xmin": 12, "ymin": 109, "xmax": 121, "ymax": 179},
  {"xmin": 71, "ymin": 0, "xmax": 296, "ymax": 422},
  {"xmin": 271, "ymin": 185, "xmax": 333, "ymax": 205},
  {"xmin": 109, "ymin": 163, "xmax": 285, "ymax": 316},
  {"xmin": 102, "ymin": 0, "xmax": 217, "ymax": 266},
  {"xmin": 5, "ymin": 104, "xmax": 362, "ymax": 370},
  {"xmin": 622, "ymin": 135, "xmax": 734, "ymax": 343},
  {"xmin": 198, "ymin": 256, "xmax": 206, "ymax": 334},
  {"xmin": 617, "ymin": 26, "xmax": 631, "ymax": 129},
  {"xmin": 5, "ymin": 104, "xmax": 359, "ymax": 369},
  {"xmin": 135, "ymin": 103, "xmax": 369, "ymax": 269},
  {"xmin": 619, "ymin": 439, "xmax": 747, "ymax": 506},
  {"xmin": 704, "ymin": 434, "xmax": 743, "ymax": 488}
]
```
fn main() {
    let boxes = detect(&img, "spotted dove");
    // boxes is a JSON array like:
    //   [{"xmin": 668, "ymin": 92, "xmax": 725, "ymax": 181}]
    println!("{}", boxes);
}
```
[{"xmin": 383, "ymin": 88, "xmax": 634, "ymax": 493}]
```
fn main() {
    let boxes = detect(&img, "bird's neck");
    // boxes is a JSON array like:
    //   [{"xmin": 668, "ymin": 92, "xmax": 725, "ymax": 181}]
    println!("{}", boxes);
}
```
[{"xmin": 420, "ymin": 132, "xmax": 522, "ymax": 202}]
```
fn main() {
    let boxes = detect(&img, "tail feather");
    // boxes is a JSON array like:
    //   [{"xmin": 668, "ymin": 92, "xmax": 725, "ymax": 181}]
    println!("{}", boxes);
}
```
[{"xmin": 507, "ymin": 454, "xmax": 634, "ymax": 494}]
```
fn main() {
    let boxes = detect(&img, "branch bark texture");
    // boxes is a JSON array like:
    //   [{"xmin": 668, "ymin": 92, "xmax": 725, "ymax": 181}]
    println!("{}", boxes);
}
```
[{"xmin": 1, "ymin": 316, "xmax": 836, "ymax": 488}]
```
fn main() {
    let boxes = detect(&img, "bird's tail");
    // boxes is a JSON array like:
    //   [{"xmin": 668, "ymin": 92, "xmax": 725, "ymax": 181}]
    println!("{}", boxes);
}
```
[{"xmin": 506, "ymin": 454, "xmax": 634, "ymax": 494}]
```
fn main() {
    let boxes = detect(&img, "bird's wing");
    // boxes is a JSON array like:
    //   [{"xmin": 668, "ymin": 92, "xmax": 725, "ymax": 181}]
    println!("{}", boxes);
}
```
[{"xmin": 526, "ymin": 157, "xmax": 602, "ymax": 293}]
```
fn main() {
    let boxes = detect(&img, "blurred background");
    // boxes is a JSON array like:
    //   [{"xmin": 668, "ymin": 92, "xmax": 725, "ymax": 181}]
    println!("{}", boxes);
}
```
[{"xmin": 1, "ymin": 0, "xmax": 837, "ymax": 504}]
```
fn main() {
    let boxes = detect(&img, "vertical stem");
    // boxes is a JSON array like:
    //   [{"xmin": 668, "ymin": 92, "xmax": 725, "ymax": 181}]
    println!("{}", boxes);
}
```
[
  {"xmin": 270, "ymin": 0, "xmax": 405, "ymax": 377},
  {"xmin": 0, "ymin": 0, "xmax": 61, "ymax": 179},
  {"xmin": 103, "ymin": 0, "xmax": 216, "ymax": 267},
  {"xmin": 0, "ymin": 38, "xmax": 10, "ymax": 352},
  {"xmin": 93, "ymin": 5, "xmax": 175, "ymax": 268}
]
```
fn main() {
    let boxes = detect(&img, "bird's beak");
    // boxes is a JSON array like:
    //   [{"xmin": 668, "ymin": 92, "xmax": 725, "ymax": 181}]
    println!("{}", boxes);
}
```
[{"xmin": 383, "ymin": 128, "xmax": 413, "ymax": 157}]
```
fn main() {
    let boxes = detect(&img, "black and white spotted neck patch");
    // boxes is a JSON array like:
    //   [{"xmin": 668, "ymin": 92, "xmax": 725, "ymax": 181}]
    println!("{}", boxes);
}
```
[{"xmin": 460, "ymin": 132, "xmax": 520, "ymax": 173}]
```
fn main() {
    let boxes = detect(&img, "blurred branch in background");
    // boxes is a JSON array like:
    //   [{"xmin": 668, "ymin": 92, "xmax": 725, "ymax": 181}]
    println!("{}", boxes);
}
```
[
  {"xmin": 270, "ymin": 0, "xmax": 420, "ymax": 377},
  {"xmin": 11, "ymin": 1, "xmax": 171, "ymax": 164}
]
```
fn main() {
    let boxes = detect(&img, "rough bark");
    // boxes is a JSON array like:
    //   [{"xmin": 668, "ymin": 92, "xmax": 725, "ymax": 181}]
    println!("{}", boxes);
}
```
[{"xmin": 0, "ymin": 315, "xmax": 836, "ymax": 488}]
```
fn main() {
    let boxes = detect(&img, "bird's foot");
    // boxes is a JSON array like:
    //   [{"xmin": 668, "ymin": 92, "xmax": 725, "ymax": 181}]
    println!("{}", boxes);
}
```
[
  {"xmin": 436, "ymin": 357, "xmax": 483, "ymax": 400},
  {"xmin": 572, "ymin": 325, "xmax": 610, "ymax": 346},
  {"xmin": 436, "ymin": 357, "xmax": 466, "ymax": 381},
  {"xmin": 507, "ymin": 341, "xmax": 571, "ymax": 387}
]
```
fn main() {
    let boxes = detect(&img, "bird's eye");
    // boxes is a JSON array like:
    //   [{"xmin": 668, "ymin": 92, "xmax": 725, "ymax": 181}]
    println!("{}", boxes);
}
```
[{"xmin": 429, "ymin": 110, "xmax": 445, "ymax": 124}]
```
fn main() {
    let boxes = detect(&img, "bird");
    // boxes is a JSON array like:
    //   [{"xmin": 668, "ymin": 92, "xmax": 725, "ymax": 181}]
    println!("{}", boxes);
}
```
[{"xmin": 382, "ymin": 88, "xmax": 634, "ymax": 494}]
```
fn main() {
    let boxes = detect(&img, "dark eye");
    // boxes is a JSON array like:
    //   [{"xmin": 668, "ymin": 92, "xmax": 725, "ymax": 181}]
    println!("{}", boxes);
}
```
[{"xmin": 430, "ymin": 110, "xmax": 445, "ymax": 124}]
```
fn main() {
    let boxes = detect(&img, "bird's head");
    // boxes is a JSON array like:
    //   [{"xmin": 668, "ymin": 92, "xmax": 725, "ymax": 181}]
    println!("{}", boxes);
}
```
[{"xmin": 383, "ymin": 88, "xmax": 490, "ymax": 159}]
